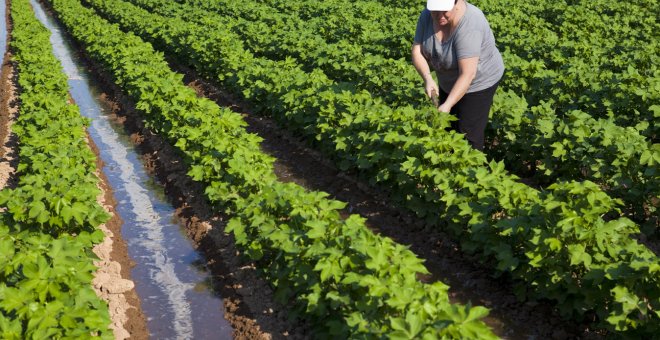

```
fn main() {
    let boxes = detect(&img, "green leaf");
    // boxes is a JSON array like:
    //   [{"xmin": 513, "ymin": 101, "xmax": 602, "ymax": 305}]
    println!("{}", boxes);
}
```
[
  {"xmin": 305, "ymin": 220, "xmax": 327, "ymax": 239},
  {"xmin": 568, "ymin": 244, "xmax": 592, "ymax": 267},
  {"xmin": 543, "ymin": 238, "xmax": 562, "ymax": 252},
  {"xmin": 551, "ymin": 142, "xmax": 566, "ymax": 158},
  {"xmin": 389, "ymin": 317, "xmax": 408, "ymax": 332},
  {"xmin": 0, "ymin": 239, "xmax": 15, "ymax": 267},
  {"xmin": 405, "ymin": 311, "xmax": 423, "ymax": 337},
  {"xmin": 187, "ymin": 165, "xmax": 205, "ymax": 181},
  {"xmin": 611, "ymin": 286, "xmax": 639, "ymax": 313},
  {"xmin": 464, "ymin": 306, "xmax": 489, "ymax": 323},
  {"xmin": 28, "ymin": 200, "xmax": 46, "ymax": 221},
  {"xmin": 315, "ymin": 259, "xmax": 332, "ymax": 282},
  {"xmin": 0, "ymin": 314, "xmax": 22, "ymax": 340}
]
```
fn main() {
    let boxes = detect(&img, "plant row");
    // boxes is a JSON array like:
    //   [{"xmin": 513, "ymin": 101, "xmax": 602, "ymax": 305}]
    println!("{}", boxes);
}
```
[
  {"xmin": 44, "ymin": 0, "xmax": 497, "ymax": 337},
  {"xmin": 0, "ymin": 0, "xmax": 112, "ymax": 338},
  {"xmin": 158, "ymin": 0, "xmax": 658, "ymax": 230},
  {"xmin": 133, "ymin": 0, "xmax": 427, "ymax": 108},
  {"xmin": 480, "ymin": 0, "xmax": 659, "ymax": 139},
  {"xmin": 179, "ymin": 0, "xmax": 414, "ymax": 61},
  {"xmin": 185, "ymin": 0, "xmax": 659, "ymax": 140},
  {"xmin": 79, "ymin": 0, "xmax": 660, "ymax": 334},
  {"xmin": 332, "ymin": 0, "xmax": 660, "ymax": 139}
]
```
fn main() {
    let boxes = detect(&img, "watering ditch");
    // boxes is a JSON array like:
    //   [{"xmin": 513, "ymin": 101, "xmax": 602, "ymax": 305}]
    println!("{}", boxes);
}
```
[{"xmin": 29, "ymin": 0, "xmax": 233, "ymax": 338}]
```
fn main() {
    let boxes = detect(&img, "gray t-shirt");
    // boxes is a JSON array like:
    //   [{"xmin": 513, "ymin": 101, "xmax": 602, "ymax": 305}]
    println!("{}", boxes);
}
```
[{"xmin": 414, "ymin": 3, "xmax": 504, "ymax": 93}]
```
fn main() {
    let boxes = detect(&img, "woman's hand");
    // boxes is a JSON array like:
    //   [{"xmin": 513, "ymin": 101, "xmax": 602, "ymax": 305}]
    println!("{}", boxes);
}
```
[
  {"xmin": 425, "ymin": 78, "xmax": 439, "ymax": 99},
  {"xmin": 438, "ymin": 102, "xmax": 452, "ymax": 113}
]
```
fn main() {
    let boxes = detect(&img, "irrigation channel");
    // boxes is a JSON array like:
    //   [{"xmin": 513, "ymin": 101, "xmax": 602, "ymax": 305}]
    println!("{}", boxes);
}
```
[{"xmin": 28, "ymin": 0, "xmax": 233, "ymax": 338}]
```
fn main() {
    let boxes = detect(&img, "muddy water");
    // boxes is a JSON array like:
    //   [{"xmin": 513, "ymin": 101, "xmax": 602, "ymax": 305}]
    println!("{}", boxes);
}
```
[{"xmin": 29, "ymin": 1, "xmax": 232, "ymax": 338}]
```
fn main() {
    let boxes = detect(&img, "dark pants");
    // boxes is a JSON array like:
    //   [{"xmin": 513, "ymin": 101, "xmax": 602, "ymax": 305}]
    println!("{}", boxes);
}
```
[{"xmin": 440, "ymin": 81, "xmax": 499, "ymax": 151}]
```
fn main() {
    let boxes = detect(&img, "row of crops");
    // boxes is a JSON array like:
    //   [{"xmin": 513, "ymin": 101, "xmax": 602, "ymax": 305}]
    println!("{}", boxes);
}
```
[
  {"xmin": 39, "ymin": 0, "xmax": 500, "ymax": 337},
  {"xmin": 69, "ymin": 0, "xmax": 659, "ymax": 334},
  {"xmin": 162, "ymin": 0, "xmax": 659, "ymax": 232},
  {"xmin": 94, "ymin": 0, "xmax": 658, "ymax": 235},
  {"xmin": 240, "ymin": 0, "xmax": 659, "ymax": 139},
  {"xmin": 0, "ymin": 0, "xmax": 112, "ymax": 337},
  {"xmin": 2, "ymin": 0, "xmax": 658, "ymax": 337}
]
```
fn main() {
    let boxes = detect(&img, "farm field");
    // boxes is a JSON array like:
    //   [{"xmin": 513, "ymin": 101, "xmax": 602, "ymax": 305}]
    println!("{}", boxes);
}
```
[{"xmin": 0, "ymin": 0, "xmax": 658, "ymax": 338}]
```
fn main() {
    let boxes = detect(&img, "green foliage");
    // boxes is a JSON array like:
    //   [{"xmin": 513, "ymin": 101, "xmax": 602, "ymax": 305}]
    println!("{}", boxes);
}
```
[
  {"xmin": 87, "ymin": 0, "xmax": 660, "ymax": 332},
  {"xmin": 52, "ymin": 0, "xmax": 660, "ymax": 335},
  {"xmin": 0, "ymin": 0, "xmax": 114, "ymax": 337},
  {"xmin": 0, "ymin": 225, "xmax": 111, "ymax": 339},
  {"xmin": 155, "ymin": 0, "xmax": 658, "ymax": 231},
  {"xmin": 229, "ymin": 183, "xmax": 496, "ymax": 338},
  {"xmin": 45, "ymin": 0, "xmax": 496, "ymax": 337}
]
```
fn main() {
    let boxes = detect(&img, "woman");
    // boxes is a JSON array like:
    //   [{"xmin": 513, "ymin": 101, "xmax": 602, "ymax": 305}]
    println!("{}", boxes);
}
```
[{"xmin": 412, "ymin": 0, "xmax": 504, "ymax": 150}]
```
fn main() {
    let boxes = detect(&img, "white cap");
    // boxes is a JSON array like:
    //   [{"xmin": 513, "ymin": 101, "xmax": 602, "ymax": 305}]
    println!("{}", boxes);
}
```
[{"xmin": 427, "ymin": 0, "xmax": 455, "ymax": 11}]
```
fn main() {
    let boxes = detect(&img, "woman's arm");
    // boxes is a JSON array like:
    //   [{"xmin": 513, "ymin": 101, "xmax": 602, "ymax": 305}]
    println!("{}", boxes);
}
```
[
  {"xmin": 411, "ymin": 43, "xmax": 439, "ymax": 98},
  {"xmin": 438, "ymin": 56, "xmax": 478, "ymax": 113}
]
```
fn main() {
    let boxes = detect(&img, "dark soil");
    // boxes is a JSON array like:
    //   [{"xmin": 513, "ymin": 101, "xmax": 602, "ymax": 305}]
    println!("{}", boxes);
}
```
[
  {"xmin": 0, "ymin": 2, "xmax": 18, "ymax": 190},
  {"xmin": 0, "ymin": 51, "xmax": 13, "ymax": 160},
  {"xmin": 0, "ymin": 50, "xmax": 18, "ymax": 190}
]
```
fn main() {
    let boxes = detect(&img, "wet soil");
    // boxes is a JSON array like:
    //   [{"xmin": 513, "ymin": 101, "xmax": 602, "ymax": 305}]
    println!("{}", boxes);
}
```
[{"xmin": 88, "ymin": 137, "xmax": 149, "ymax": 340}]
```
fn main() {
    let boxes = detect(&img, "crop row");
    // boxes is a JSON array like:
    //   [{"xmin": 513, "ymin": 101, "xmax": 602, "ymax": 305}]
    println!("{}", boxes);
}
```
[
  {"xmin": 79, "ymin": 0, "xmax": 660, "ymax": 334},
  {"xmin": 163, "ymin": 0, "xmax": 658, "ymax": 230},
  {"xmin": 320, "ymin": 0, "xmax": 660, "ymax": 137},
  {"xmin": 481, "ymin": 0, "xmax": 659, "ymax": 139},
  {"xmin": 185, "ymin": 0, "xmax": 659, "ymax": 140},
  {"xmin": 0, "ymin": 0, "xmax": 112, "ymax": 338},
  {"xmin": 278, "ymin": 0, "xmax": 660, "ymax": 141},
  {"xmin": 184, "ymin": 0, "xmax": 414, "ymax": 61},
  {"xmin": 44, "ymin": 0, "xmax": 497, "ymax": 337},
  {"xmin": 133, "ymin": 0, "xmax": 428, "ymax": 109}
]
